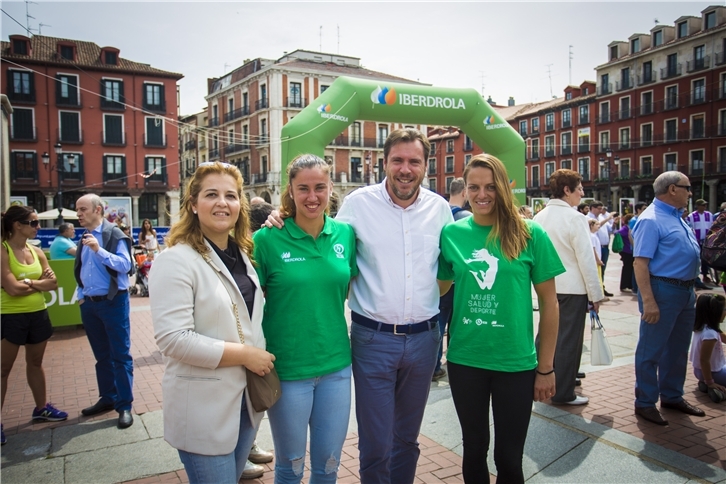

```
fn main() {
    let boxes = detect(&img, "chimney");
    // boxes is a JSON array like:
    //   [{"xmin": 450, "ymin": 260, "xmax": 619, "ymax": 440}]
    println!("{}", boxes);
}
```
[
  {"xmin": 486, "ymin": 96, "xmax": 495, "ymax": 105},
  {"xmin": 508, "ymin": 96, "xmax": 515, "ymax": 106}
]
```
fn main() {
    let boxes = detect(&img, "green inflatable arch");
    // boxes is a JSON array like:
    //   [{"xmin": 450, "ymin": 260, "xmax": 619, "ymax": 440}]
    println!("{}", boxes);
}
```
[{"xmin": 280, "ymin": 76, "xmax": 526, "ymax": 204}]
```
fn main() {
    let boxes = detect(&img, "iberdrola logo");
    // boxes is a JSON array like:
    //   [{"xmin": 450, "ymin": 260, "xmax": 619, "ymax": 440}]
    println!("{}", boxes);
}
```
[
  {"xmin": 317, "ymin": 103, "xmax": 348, "ymax": 122},
  {"xmin": 483, "ymin": 116, "xmax": 495, "ymax": 125},
  {"xmin": 317, "ymin": 104, "xmax": 332, "ymax": 113},
  {"xmin": 371, "ymin": 86, "xmax": 396, "ymax": 105},
  {"xmin": 509, "ymin": 179, "xmax": 516, "ymax": 188}
]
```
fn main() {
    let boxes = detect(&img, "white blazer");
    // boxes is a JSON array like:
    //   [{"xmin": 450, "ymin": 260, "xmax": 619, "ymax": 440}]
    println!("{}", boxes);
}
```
[{"xmin": 149, "ymin": 241, "xmax": 266, "ymax": 455}]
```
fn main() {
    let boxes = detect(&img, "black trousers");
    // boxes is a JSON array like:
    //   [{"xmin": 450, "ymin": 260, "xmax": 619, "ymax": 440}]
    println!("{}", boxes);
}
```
[
  {"xmin": 620, "ymin": 252, "xmax": 634, "ymax": 290},
  {"xmin": 448, "ymin": 361, "xmax": 535, "ymax": 484}
]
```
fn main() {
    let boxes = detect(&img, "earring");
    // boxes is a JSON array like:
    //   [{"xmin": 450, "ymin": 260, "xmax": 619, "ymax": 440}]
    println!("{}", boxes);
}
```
[{"xmin": 193, "ymin": 210, "xmax": 197, "ymax": 214}]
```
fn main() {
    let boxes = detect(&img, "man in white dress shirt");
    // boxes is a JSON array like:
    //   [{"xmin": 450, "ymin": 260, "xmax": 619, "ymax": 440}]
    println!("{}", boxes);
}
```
[
  {"xmin": 588, "ymin": 201, "xmax": 616, "ymax": 297},
  {"xmin": 335, "ymin": 128, "xmax": 453, "ymax": 484}
]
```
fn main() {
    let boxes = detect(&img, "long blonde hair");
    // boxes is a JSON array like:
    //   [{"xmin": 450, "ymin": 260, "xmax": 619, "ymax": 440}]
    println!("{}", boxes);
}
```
[
  {"xmin": 279, "ymin": 154, "xmax": 331, "ymax": 219},
  {"xmin": 463, "ymin": 154, "xmax": 531, "ymax": 260},
  {"xmin": 166, "ymin": 162, "xmax": 253, "ymax": 257}
]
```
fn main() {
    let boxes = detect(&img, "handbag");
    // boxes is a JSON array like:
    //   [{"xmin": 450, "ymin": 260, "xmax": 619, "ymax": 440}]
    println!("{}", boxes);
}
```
[
  {"xmin": 590, "ymin": 309, "xmax": 613, "ymax": 366},
  {"xmin": 611, "ymin": 233, "xmax": 624, "ymax": 253},
  {"xmin": 202, "ymin": 253, "xmax": 282, "ymax": 412}
]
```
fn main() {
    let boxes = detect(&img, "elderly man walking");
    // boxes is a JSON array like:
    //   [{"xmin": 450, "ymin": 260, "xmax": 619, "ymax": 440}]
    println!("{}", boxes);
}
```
[{"xmin": 632, "ymin": 171, "xmax": 705, "ymax": 425}]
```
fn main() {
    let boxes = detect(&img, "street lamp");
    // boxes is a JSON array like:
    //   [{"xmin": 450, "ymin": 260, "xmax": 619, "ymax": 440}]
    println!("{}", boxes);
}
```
[
  {"xmin": 42, "ymin": 142, "xmax": 75, "ymax": 224},
  {"xmin": 599, "ymin": 148, "xmax": 620, "ymax": 211}
]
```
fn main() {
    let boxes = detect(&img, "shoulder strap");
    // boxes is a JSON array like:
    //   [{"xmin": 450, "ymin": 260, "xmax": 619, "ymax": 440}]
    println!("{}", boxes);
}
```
[{"xmin": 201, "ymin": 252, "xmax": 245, "ymax": 344}]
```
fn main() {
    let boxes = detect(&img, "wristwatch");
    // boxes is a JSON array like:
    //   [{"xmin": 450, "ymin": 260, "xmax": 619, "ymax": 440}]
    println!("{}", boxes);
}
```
[{"xmin": 23, "ymin": 278, "xmax": 33, "ymax": 288}]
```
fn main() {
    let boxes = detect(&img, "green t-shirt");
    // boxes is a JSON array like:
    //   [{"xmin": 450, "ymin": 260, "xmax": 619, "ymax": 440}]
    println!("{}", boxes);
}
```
[
  {"xmin": 253, "ymin": 215, "xmax": 358, "ymax": 381},
  {"xmin": 437, "ymin": 218, "xmax": 565, "ymax": 372}
]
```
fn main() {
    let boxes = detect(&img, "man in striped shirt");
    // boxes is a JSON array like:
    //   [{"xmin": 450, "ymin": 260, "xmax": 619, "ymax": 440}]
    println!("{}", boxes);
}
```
[{"xmin": 686, "ymin": 199, "xmax": 714, "ymax": 287}]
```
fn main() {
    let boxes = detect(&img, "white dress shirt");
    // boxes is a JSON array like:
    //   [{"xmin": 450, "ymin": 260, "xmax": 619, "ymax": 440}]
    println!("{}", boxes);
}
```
[
  {"xmin": 588, "ymin": 212, "xmax": 612, "ymax": 245},
  {"xmin": 336, "ymin": 182, "xmax": 453, "ymax": 325}
]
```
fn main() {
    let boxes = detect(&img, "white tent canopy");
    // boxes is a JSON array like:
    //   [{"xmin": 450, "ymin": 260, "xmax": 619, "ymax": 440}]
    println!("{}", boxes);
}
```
[{"xmin": 36, "ymin": 208, "xmax": 78, "ymax": 220}]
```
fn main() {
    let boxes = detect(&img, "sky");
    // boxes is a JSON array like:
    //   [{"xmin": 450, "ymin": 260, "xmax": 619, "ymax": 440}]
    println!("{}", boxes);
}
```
[{"xmin": 1, "ymin": 1, "xmax": 719, "ymax": 115}]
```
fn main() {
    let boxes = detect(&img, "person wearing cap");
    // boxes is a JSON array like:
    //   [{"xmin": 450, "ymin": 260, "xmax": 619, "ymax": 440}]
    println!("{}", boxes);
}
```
[{"xmin": 687, "ymin": 199, "xmax": 714, "ymax": 288}]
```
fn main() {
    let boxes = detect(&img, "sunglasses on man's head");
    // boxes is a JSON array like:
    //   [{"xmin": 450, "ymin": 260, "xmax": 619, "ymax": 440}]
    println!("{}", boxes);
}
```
[{"xmin": 19, "ymin": 220, "xmax": 40, "ymax": 228}]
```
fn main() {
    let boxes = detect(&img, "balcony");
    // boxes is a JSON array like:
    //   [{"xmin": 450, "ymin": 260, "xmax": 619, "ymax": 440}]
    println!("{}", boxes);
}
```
[
  {"xmin": 640, "ymin": 103, "xmax": 654, "ymax": 115},
  {"xmin": 103, "ymin": 170, "xmax": 127, "ymax": 184},
  {"xmin": 617, "ymin": 108, "xmax": 632, "ymax": 120},
  {"xmin": 208, "ymin": 117, "xmax": 219, "ymax": 127},
  {"xmin": 224, "ymin": 143, "xmax": 249, "ymax": 155},
  {"xmin": 544, "ymin": 148, "xmax": 555, "ymax": 158},
  {"xmin": 561, "ymin": 146, "xmax": 572, "ymax": 156},
  {"xmin": 545, "ymin": 123, "xmax": 555, "ymax": 132},
  {"xmin": 689, "ymin": 90, "xmax": 707, "ymax": 106},
  {"xmin": 209, "ymin": 148, "xmax": 220, "ymax": 159},
  {"xmin": 102, "ymin": 130, "xmax": 126, "ymax": 147},
  {"xmin": 616, "ymin": 78, "xmax": 634, "ymax": 91},
  {"xmin": 56, "ymin": 92, "xmax": 81, "ymax": 107},
  {"xmin": 100, "ymin": 96, "xmax": 125, "ymax": 111},
  {"xmin": 577, "ymin": 144, "xmax": 591, "ymax": 154},
  {"xmin": 250, "ymin": 173, "xmax": 268, "ymax": 184},
  {"xmin": 531, "ymin": 126, "xmax": 540, "ymax": 135},
  {"xmin": 184, "ymin": 140, "xmax": 197, "ymax": 151},
  {"xmin": 144, "ymin": 134, "xmax": 167, "ymax": 148},
  {"xmin": 530, "ymin": 153, "xmax": 540, "ymax": 161},
  {"xmin": 223, "ymin": 106, "xmax": 249, "ymax": 123},
  {"xmin": 716, "ymin": 51, "xmax": 726, "ymax": 66},
  {"xmin": 286, "ymin": 97, "xmax": 307, "ymax": 109},
  {"xmin": 691, "ymin": 127, "xmax": 706, "ymax": 140},
  {"xmin": 597, "ymin": 143, "xmax": 611, "ymax": 154},
  {"xmin": 143, "ymin": 101, "xmax": 166, "ymax": 114},
  {"xmin": 257, "ymin": 135, "xmax": 269, "ymax": 145},
  {"xmin": 637, "ymin": 72, "xmax": 657, "ymax": 86},
  {"xmin": 687, "ymin": 56, "xmax": 710, "ymax": 73},
  {"xmin": 329, "ymin": 136, "xmax": 386, "ymax": 149},
  {"xmin": 10, "ymin": 125, "xmax": 37, "ymax": 142},
  {"xmin": 57, "ymin": 128, "xmax": 83, "ymax": 145},
  {"xmin": 561, "ymin": 119, "xmax": 572, "ymax": 128},
  {"xmin": 641, "ymin": 136, "xmax": 653, "ymax": 147},
  {"xmin": 661, "ymin": 64, "xmax": 682, "ymax": 80},
  {"xmin": 578, "ymin": 115, "xmax": 589, "ymax": 125},
  {"xmin": 598, "ymin": 84, "xmax": 612, "ymax": 96},
  {"xmin": 255, "ymin": 98, "xmax": 268, "ymax": 111},
  {"xmin": 619, "ymin": 140, "xmax": 631, "ymax": 150},
  {"xmin": 663, "ymin": 97, "xmax": 680, "ymax": 111},
  {"xmin": 597, "ymin": 113, "xmax": 611, "ymax": 125},
  {"xmin": 8, "ymin": 89, "xmax": 36, "ymax": 104}
]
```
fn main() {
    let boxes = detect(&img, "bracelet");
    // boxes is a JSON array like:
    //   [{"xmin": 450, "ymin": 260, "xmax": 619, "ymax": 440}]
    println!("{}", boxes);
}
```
[
  {"xmin": 536, "ymin": 368, "xmax": 555, "ymax": 375},
  {"xmin": 705, "ymin": 379, "xmax": 715, "ymax": 385}
]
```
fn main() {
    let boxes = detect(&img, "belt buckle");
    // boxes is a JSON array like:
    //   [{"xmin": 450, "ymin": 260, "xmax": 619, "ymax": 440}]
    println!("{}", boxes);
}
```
[{"xmin": 393, "ymin": 324, "xmax": 406, "ymax": 335}]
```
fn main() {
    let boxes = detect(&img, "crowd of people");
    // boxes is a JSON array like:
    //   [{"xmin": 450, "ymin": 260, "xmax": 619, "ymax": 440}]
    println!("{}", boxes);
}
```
[{"xmin": 1, "ymin": 127, "xmax": 725, "ymax": 483}]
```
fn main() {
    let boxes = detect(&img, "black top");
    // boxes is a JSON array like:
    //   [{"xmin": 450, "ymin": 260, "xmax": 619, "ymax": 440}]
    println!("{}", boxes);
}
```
[{"xmin": 207, "ymin": 238, "xmax": 255, "ymax": 318}]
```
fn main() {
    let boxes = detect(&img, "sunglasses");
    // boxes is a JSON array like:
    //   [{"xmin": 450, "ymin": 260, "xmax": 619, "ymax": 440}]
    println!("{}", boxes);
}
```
[
  {"xmin": 19, "ymin": 219, "xmax": 40, "ymax": 228},
  {"xmin": 673, "ymin": 184, "xmax": 692, "ymax": 191},
  {"xmin": 198, "ymin": 161, "xmax": 234, "ymax": 169}
]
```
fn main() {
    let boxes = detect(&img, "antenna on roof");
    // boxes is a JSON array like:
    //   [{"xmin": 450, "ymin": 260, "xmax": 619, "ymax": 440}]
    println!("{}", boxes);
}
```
[
  {"xmin": 337, "ymin": 24, "xmax": 340, "ymax": 54},
  {"xmin": 25, "ymin": 0, "xmax": 37, "ymax": 36},
  {"xmin": 38, "ymin": 22, "xmax": 51, "ymax": 35},
  {"xmin": 223, "ymin": 62, "xmax": 230, "ymax": 74},
  {"xmin": 546, "ymin": 64, "xmax": 554, "ymax": 99},
  {"xmin": 319, "ymin": 25, "xmax": 322, "ymax": 52},
  {"xmin": 569, "ymin": 45, "xmax": 574, "ymax": 85},
  {"xmin": 654, "ymin": 18, "xmax": 659, "ymax": 25},
  {"xmin": 479, "ymin": 71, "xmax": 487, "ymax": 96}
]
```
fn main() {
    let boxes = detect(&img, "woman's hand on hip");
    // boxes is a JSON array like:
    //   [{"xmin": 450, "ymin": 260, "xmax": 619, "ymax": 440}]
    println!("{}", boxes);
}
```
[{"xmin": 241, "ymin": 345, "xmax": 276, "ymax": 376}]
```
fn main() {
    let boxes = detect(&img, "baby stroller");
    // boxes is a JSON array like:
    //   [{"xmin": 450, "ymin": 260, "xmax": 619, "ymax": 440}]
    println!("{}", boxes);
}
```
[{"xmin": 129, "ymin": 245, "xmax": 152, "ymax": 297}]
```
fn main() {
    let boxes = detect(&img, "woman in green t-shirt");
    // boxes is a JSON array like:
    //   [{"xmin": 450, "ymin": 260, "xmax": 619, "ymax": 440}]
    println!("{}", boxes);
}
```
[
  {"xmin": 253, "ymin": 154, "xmax": 357, "ymax": 484},
  {"xmin": 438, "ymin": 154, "xmax": 564, "ymax": 484}
]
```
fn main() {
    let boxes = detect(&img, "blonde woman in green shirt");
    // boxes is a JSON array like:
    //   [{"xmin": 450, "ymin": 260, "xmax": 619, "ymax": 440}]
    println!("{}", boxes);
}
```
[
  {"xmin": 1, "ymin": 206, "xmax": 68, "ymax": 446},
  {"xmin": 253, "ymin": 154, "xmax": 357, "ymax": 484}
]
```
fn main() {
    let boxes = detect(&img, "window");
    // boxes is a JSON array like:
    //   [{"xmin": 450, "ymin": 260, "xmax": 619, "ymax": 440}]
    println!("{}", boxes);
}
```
[
  {"xmin": 653, "ymin": 30, "xmax": 663, "ymax": 46},
  {"xmin": 10, "ymin": 152, "xmax": 36, "ymax": 180},
  {"xmin": 561, "ymin": 133, "xmax": 572, "ymax": 155},
  {"xmin": 101, "ymin": 79, "xmax": 124, "ymax": 109},
  {"xmin": 445, "ymin": 156, "xmax": 454, "ymax": 173},
  {"xmin": 261, "ymin": 119, "xmax": 268, "ymax": 142},
  {"xmin": 545, "ymin": 162, "xmax": 555, "ymax": 180},
  {"xmin": 242, "ymin": 92, "xmax": 249, "ymax": 112},
  {"xmin": 464, "ymin": 135, "xmax": 473, "ymax": 151},
  {"xmin": 631, "ymin": 38, "xmax": 640, "ymax": 54},
  {"xmin": 532, "ymin": 165, "xmax": 540, "ymax": 187},
  {"xmin": 143, "ymin": 83, "xmax": 165, "ymax": 112},
  {"xmin": 642, "ymin": 61, "xmax": 653, "ymax": 84},
  {"xmin": 378, "ymin": 125, "xmax": 388, "ymax": 147},
  {"xmin": 430, "ymin": 142, "xmax": 436, "ymax": 156},
  {"xmin": 578, "ymin": 105, "xmax": 589, "ymax": 124},
  {"xmin": 12, "ymin": 39, "xmax": 28, "ymax": 55},
  {"xmin": 8, "ymin": 70, "xmax": 35, "ymax": 102},
  {"xmin": 228, "ymin": 97, "xmax": 234, "ymax": 114},
  {"xmin": 11, "ymin": 108, "xmax": 34, "ymax": 140},
  {"xmin": 243, "ymin": 125, "xmax": 249, "ymax": 144},
  {"xmin": 620, "ymin": 97, "xmax": 630, "ymax": 119},
  {"xmin": 429, "ymin": 178, "xmax": 437, "ymax": 193},
  {"xmin": 531, "ymin": 139, "xmax": 540, "ymax": 159},
  {"xmin": 692, "ymin": 114, "xmax": 705, "ymax": 139},
  {"xmin": 56, "ymin": 74, "xmax": 79, "ymax": 106},
  {"xmin": 545, "ymin": 113, "xmax": 554, "ymax": 131},
  {"xmin": 59, "ymin": 45, "xmax": 74, "ymax": 60},
  {"xmin": 641, "ymin": 123, "xmax": 653, "ymax": 146},
  {"xmin": 666, "ymin": 53, "xmax": 679, "ymax": 77},
  {"xmin": 320, "ymin": 85, "xmax": 329, "ymax": 93},
  {"xmin": 665, "ymin": 119, "xmax": 678, "ymax": 142},
  {"xmin": 289, "ymin": 82, "xmax": 302, "ymax": 108},
  {"xmin": 620, "ymin": 67, "xmax": 631, "ymax": 90},
  {"xmin": 578, "ymin": 131, "xmax": 590, "ymax": 153},
  {"xmin": 666, "ymin": 86, "xmax": 678, "ymax": 109},
  {"xmin": 465, "ymin": 154, "xmax": 472, "ymax": 166},
  {"xmin": 261, "ymin": 155, "xmax": 268, "ymax": 174},
  {"xmin": 60, "ymin": 154, "xmax": 82, "ymax": 181},
  {"xmin": 678, "ymin": 21, "xmax": 688, "ymax": 38},
  {"xmin": 692, "ymin": 79, "xmax": 706, "ymax": 104},
  {"xmin": 600, "ymin": 101, "xmax": 610, "ymax": 123},
  {"xmin": 351, "ymin": 122, "xmax": 361, "ymax": 146},
  {"xmin": 694, "ymin": 45, "xmax": 706, "ymax": 70},
  {"xmin": 104, "ymin": 114, "xmax": 124, "ymax": 145},
  {"xmin": 641, "ymin": 91, "xmax": 653, "ymax": 115},
  {"xmin": 59, "ymin": 111, "xmax": 81, "ymax": 143},
  {"xmin": 610, "ymin": 45, "xmax": 618, "ymax": 60},
  {"xmin": 446, "ymin": 139, "xmax": 454, "ymax": 153},
  {"xmin": 519, "ymin": 120, "xmax": 527, "ymax": 136},
  {"xmin": 104, "ymin": 155, "xmax": 126, "ymax": 182},
  {"xmin": 578, "ymin": 158, "xmax": 590, "ymax": 181},
  {"xmin": 531, "ymin": 117, "xmax": 540, "ymax": 133},
  {"xmin": 428, "ymin": 158, "xmax": 437, "ymax": 175},
  {"xmin": 104, "ymin": 51, "xmax": 117, "ymax": 65},
  {"xmin": 260, "ymin": 84, "xmax": 268, "ymax": 109},
  {"xmin": 561, "ymin": 159, "xmax": 572, "ymax": 170},
  {"xmin": 445, "ymin": 177, "xmax": 454, "ymax": 194},
  {"xmin": 706, "ymin": 11, "xmax": 716, "ymax": 29},
  {"xmin": 600, "ymin": 131, "xmax": 610, "ymax": 153},
  {"xmin": 562, "ymin": 109, "xmax": 571, "ymax": 128},
  {"xmin": 691, "ymin": 150, "xmax": 705, "ymax": 174},
  {"xmin": 619, "ymin": 127, "xmax": 630, "ymax": 149},
  {"xmin": 350, "ymin": 157, "xmax": 362, "ymax": 182},
  {"xmin": 665, "ymin": 153, "xmax": 677, "ymax": 171},
  {"xmin": 545, "ymin": 136, "xmax": 555, "ymax": 157},
  {"xmin": 600, "ymin": 73, "xmax": 610, "ymax": 95},
  {"xmin": 721, "ymin": 110, "xmax": 726, "ymax": 135},
  {"xmin": 145, "ymin": 117, "xmax": 165, "ymax": 147},
  {"xmin": 566, "ymin": 92, "xmax": 572, "ymax": 100},
  {"xmin": 145, "ymin": 156, "xmax": 166, "ymax": 182},
  {"xmin": 620, "ymin": 159, "xmax": 630, "ymax": 178},
  {"xmin": 641, "ymin": 156, "xmax": 653, "ymax": 176}
]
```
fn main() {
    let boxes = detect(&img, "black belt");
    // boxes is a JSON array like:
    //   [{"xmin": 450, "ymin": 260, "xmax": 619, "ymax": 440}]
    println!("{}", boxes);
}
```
[
  {"xmin": 86, "ymin": 289, "xmax": 128, "ymax": 302},
  {"xmin": 352, "ymin": 311, "xmax": 437, "ymax": 335},
  {"xmin": 650, "ymin": 275, "xmax": 696, "ymax": 288}
]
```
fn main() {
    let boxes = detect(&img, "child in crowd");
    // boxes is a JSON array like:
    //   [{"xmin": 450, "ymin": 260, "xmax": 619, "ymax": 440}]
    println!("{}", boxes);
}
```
[
  {"xmin": 690, "ymin": 293, "xmax": 726, "ymax": 403},
  {"xmin": 589, "ymin": 219, "xmax": 604, "ymax": 280}
]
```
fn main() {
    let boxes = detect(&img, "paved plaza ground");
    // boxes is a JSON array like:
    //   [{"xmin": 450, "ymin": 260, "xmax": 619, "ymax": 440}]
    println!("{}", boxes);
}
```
[{"xmin": 1, "ymin": 255, "xmax": 725, "ymax": 483}]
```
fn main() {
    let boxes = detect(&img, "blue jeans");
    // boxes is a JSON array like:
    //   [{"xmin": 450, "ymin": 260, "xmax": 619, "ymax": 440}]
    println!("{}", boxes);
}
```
[
  {"xmin": 178, "ymin": 396, "xmax": 256, "ymax": 484},
  {"xmin": 436, "ymin": 289, "xmax": 455, "ymax": 372},
  {"xmin": 267, "ymin": 366, "xmax": 351, "ymax": 484},
  {"xmin": 80, "ymin": 291, "xmax": 133, "ymax": 411},
  {"xmin": 694, "ymin": 367, "xmax": 726, "ymax": 386},
  {"xmin": 635, "ymin": 279, "xmax": 696, "ymax": 408},
  {"xmin": 351, "ymin": 320, "xmax": 440, "ymax": 484}
]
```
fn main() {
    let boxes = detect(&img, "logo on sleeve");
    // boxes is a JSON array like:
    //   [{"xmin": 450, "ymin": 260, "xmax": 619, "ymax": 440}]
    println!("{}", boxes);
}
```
[{"xmin": 333, "ymin": 243, "xmax": 345, "ymax": 259}]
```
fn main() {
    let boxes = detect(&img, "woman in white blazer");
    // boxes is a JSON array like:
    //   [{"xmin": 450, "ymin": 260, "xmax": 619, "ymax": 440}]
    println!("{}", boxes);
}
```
[{"xmin": 150, "ymin": 162, "xmax": 275, "ymax": 484}]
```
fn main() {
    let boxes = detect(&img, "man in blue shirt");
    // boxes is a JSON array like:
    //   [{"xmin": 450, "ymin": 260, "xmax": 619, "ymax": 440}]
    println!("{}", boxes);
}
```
[
  {"xmin": 73, "ymin": 194, "xmax": 134, "ymax": 429},
  {"xmin": 632, "ymin": 172, "xmax": 705, "ymax": 425},
  {"xmin": 49, "ymin": 223, "xmax": 77, "ymax": 260}
]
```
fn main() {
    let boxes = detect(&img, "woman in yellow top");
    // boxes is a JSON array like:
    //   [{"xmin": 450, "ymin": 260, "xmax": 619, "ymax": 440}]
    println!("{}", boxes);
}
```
[{"xmin": 1, "ymin": 206, "xmax": 67, "ymax": 446}]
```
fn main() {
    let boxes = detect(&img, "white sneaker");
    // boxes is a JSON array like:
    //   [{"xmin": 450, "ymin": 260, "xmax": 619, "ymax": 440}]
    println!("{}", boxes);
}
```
[
  {"xmin": 563, "ymin": 395, "xmax": 589, "ymax": 405},
  {"xmin": 240, "ymin": 461, "xmax": 264, "ymax": 480}
]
